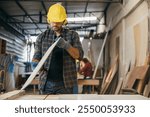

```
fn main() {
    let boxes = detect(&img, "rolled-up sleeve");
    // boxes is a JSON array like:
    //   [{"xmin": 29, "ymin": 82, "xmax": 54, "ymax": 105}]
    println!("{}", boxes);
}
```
[{"xmin": 72, "ymin": 31, "xmax": 84, "ymax": 60}]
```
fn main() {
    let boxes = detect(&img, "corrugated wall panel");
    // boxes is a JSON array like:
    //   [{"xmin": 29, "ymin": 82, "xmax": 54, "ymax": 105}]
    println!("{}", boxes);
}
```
[{"xmin": 0, "ymin": 28, "xmax": 26, "ymax": 61}]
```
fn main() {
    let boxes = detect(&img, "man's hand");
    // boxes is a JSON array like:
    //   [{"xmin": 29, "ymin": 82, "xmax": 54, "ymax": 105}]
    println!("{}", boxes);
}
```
[
  {"xmin": 31, "ymin": 61, "xmax": 38, "ymax": 69},
  {"xmin": 57, "ymin": 37, "xmax": 71, "ymax": 50},
  {"xmin": 56, "ymin": 37, "xmax": 80, "ymax": 59}
]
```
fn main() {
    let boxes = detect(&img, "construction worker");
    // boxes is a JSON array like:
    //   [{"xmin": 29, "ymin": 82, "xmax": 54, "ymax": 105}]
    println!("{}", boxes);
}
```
[{"xmin": 32, "ymin": 3, "xmax": 84, "ymax": 94}]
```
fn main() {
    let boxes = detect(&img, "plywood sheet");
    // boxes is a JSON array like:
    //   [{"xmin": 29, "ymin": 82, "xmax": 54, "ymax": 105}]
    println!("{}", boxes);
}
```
[
  {"xmin": 133, "ymin": 18, "xmax": 148, "ymax": 66},
  {"xmin": 134, "ymin": 23, "xmax": 141, "ymax": 66},
  {"xmin": 126, "ymin": 65, "xmax": 150, "ymax": 93}
]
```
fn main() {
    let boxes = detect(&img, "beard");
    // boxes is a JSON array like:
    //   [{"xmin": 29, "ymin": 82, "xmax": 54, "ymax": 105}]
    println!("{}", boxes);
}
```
[{"xmin": 52, "ymin": 26, "xmax": 62, "ymax": 32}]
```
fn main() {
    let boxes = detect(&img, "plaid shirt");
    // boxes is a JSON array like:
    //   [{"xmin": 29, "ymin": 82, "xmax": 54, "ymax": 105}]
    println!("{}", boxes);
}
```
[{"xmin": 33, "ymin": 28, "xmax": 84, "ymax": 90}]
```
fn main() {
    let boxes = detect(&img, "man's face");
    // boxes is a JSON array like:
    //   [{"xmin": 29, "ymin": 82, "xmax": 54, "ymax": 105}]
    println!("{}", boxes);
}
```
[{"xmin": 50, "ymin": 22, "xmax": 63, "ymax": 32}]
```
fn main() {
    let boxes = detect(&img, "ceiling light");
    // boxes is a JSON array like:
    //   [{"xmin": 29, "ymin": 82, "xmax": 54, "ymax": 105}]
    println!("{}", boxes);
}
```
[{"xmin": 67, "ymin": 16, "xmax": 97, "ymax": 22}]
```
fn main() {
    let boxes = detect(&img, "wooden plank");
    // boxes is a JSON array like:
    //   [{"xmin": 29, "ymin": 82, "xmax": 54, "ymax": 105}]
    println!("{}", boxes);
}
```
[
  {"xmin": 134, "ymin": 23, "xmax": 141, "ymax": 66},
  {"xmin": 101, "ymin": 69, "xmax": 112, "ymax": 91},
  {"xmin": 100, "ymin": 56, "xmax": 118, "ymax": 94},
  {"xmin": 21, "ymin": 38, "xmax": 60, "ymax": 90},
  {"xmin": 29, "ymin": 79, "xmax": 100, "ymax": 94},
  {"xmin": 115, "ymin": 78, "xmax": 123, "ymax": 94},
  {"xmin": 0, "ymin": 90, "xmax": 25, "ymax": 100},
  {"xmin": 101, "ymin": 64, "xmax": 117, "ymax": 94},
  {"xmin": 45, "ymin": 94, "xmax": 148, "ymax": 100},
  {"xmin": 46, "ymin": 95, "xmax": 75, "ymax": 100},
  {"xmin": 122, "ymin": 71, "xmax": 132, "ymax": 88},
  {"xmin": 143, "ymin": 80, "xmax": 150, "ymax": 97},
  {"xmin": 78, "ymin": 79, "xmax": 99, "ymax": 85},
  {"xmin": 0, "ymin": 93, "xmax": 148, "ymax": 100},
  {"xmin": 97, "ymin": 95, "xmax": 148, "ymax": 100},
  {"xmin": 78, "ymin": 79, "xmax": 100, "ymax": 94},
  {"xmin": 144, "ymin": 54, "xmax": 150, "ymax": 65},
  {"xmin": 31, "ymin": 78, "xmax": 40, "ymax": 85},
  {"xmin": 16, "ymin": 95, "xmax": 47, "ymax": 100},
  {"xmin": 126, "ymin": 65, "xmax": 150, "ymax": 93}
]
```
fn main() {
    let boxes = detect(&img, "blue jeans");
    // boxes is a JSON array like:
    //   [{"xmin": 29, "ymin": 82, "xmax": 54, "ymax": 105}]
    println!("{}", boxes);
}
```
[
  {"xmin": 82, "ymin": 85, "xmax": 92, "ymax": 94},
  {"xmin": 73, "ymin": 85, "xmax": 78, "ymax": 94},
  {"xmin": 43, "ymin": 80, "xmax": 78, "ymax": 94}
]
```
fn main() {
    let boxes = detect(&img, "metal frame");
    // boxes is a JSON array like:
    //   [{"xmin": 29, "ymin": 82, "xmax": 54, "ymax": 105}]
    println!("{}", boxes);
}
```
[
  {"xmin": 15, "ymin": 0, "xmax": 42, "ymax": 33},
  {"xmin": 0, "ymin": 9, "xmax": 25, "ymax": 40},
  {"xmin": 0, "ymin": 0, "xmax": 122, "ymax": 37},
  {"xmin": 0, "ymin": 0, "xmax": 123, "ymax": 3}
]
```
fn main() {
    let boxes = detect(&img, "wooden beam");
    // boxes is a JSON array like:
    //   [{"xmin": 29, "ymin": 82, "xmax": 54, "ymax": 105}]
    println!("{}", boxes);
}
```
[
  {"xmin": 21, "ymin": 38, "xmax": 60, "ymax": 90},
  {"xmin": 143, "ymin": 80, "xmax": 150, "ymax": 97},
  {"xmin": 78, "ymin": 79, "xmax": 99, "ymax": 85},
  {"xmin": 0, "ymin": 90, "xmax": 25, "ymax": 100},
  {"xmin": 100, "ymin": 55, "xmax": 118, "ymax": 94}
]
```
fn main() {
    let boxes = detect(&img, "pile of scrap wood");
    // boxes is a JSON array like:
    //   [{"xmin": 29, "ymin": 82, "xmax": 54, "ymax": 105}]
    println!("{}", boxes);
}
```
[
  {"xmin": 121, "ymin": 65, "xmax": 150, "ymax": 96},
  {"xmin": 100, "ymin": 55, "xmax": 118, "ymax": 94},
  {"xmin": 100, "ymin": 55, "xmax": 150, "ymax": 97},
  {"xmin": 119, "ymin": 54, "xmax": 150, "ymax": 97}
]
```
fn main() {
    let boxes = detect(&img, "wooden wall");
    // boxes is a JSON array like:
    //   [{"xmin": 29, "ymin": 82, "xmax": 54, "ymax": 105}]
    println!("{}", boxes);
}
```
[{"xmin": 106, "ymin": 0, "xmax": 149, "ymax": 78}]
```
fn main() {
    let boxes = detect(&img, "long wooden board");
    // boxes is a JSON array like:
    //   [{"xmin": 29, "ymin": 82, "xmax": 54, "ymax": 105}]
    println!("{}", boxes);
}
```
[
  {"xmin": 0, "ymin": 90, "xmax": 25, "ymax": 100},
  {"xmin": 100, "ymin": 56, "xmax": 118, "ymax": 94},
  {"xmin": 21, "ymin": 38, "xmax": 60, "ymax": 91}
]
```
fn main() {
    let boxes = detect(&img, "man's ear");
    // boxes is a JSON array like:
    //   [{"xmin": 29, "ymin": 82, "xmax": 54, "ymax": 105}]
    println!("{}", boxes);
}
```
[{"xmin": 63, "ymin": 20, "xmax": 67, "ymax": 25}]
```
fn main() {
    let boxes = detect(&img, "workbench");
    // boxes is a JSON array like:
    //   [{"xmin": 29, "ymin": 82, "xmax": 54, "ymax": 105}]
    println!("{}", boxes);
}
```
[
  {"xmin": 0, "ymin": 90, "xmax": 148, "ymax": 100},
  {"xmin": 28, "ymin": 78, "xmax": 100, "ymax": 94},
  {"xmin": 20, "ymin": 72, "xmax": 100, "ymax": 94}
]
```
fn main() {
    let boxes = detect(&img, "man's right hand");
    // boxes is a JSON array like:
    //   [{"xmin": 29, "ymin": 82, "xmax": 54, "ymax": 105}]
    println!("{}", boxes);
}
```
[{"xmin": 31, "ymin": 61, "xmax": 38, "ymax": 69}]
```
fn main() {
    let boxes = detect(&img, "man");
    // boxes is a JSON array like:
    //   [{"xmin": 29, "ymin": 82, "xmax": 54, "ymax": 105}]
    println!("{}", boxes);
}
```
[{"xmin": 32, "ymin": 3, "xmax": 84, "ymax": 94}]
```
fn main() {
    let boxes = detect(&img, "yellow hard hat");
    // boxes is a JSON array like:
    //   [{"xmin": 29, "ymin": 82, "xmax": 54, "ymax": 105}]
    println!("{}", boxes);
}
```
[{"xmin": 47, "ymin": 3, "xmax": 67, "ymax": 24}]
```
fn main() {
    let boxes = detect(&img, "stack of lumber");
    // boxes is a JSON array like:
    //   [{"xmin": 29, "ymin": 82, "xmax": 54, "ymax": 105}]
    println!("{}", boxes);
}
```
[{"xmin": 100, "ymin": 56, "xmax": 118, "ymax": 94}]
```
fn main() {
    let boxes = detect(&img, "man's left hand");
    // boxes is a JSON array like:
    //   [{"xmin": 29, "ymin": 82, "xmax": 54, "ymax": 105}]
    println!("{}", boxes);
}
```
[{"xmin": 57, "ymin": 37, "xmax": 71, "ymax": 50}]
